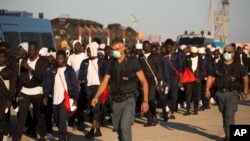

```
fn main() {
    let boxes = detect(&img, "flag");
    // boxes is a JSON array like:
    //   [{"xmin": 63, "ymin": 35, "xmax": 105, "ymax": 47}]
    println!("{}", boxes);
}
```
[
  {"xmin": 131, "ymin": 14, "xmax": 138, "ymax": 23},
  {"xmin": 131, "ymin": 14, "xmax": 138, "ymax": 27}
]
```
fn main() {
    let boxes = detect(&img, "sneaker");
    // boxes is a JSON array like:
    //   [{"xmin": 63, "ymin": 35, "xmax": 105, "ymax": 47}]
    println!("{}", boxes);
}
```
[
  {"xmin": 3, "ymin": 134, "xmax": 9, "ymax": 141},
  {"xmin": 45, "ymin": 133, "xmax": 54, "ymax": 140},
  {"xmin": 199, "ymin": 100, "xmax": 202, "ymax": 106},
  {"xmin": 210, "ymin": 97, "xmax": 216, "ymax": 105},
  {"xmin": 183, "ymin": 102, "xmax": 187, "ymax": 108},
  {"xmin": 165, "ymin": 106, "xmax": 170, "ymax": 112},
  {"xmin": 178, "ymin": 104, "xmax": 181, "ymax": 109}
]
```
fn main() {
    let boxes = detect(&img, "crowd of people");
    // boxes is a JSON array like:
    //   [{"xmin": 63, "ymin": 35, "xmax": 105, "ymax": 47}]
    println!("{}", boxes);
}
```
[{"xmin": 0, "ymin": 37, "xmax": 249, "ymax": 141}]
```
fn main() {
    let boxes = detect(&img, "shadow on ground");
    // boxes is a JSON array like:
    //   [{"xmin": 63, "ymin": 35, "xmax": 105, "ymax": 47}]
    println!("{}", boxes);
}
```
[
  {"xmin": 238, "ymin": 99, "xmax": 250, "ymax": 106},
  {"xmin": 159, "ymin": 121, "xmax": 223, "ymax": 141}
]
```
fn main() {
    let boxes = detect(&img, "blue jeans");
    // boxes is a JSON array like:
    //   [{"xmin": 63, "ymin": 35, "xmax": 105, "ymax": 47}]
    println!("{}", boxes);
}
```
[
  {"xmin": 112, "ymin": 96, "xmax": 135, "ymax": 141},
  {"xmin": 54, "ymin": 102, "xmax": 69, "ymax": 140}
]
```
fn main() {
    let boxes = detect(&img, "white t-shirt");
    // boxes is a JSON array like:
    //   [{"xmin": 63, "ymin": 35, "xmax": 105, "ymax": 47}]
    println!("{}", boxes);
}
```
[
  {"xmin": 21, "ymin": 57, "xmax": 43, "ymax": 95},
  {"xmin": 240, "ymin": 54, "xmax": 243, "ymax": 65},
  {"xmin": 144, "ymin": 53, "xmax": 150, "ymax": 59},
  {"xmin": 18, "ymin": 59, "xmax": 23, "ymax": 76},
  {"xmin": 0, "ymin": 66, "xmax": 9, "ymax": 90},
  {"xmin": 0, "ymin": 66, "xmax": 6, "ymax": 72},
  {"xmin": 53, "ymin": 66, "xmax": 67, "ymax": 105},
  {"xmin": 215, "ymin": 58, "xmax": 220, "ymax": 63},
  {"xmin": 191, "ymin": 56, "xmax": 198, "ymax": 72},
  {"xmin": 67, "ymin": 52, "xmax": 88, "ymax": 80},
  {"xmin": 87, "ymin": 59, "xmax": 100, "ymax": 86}
]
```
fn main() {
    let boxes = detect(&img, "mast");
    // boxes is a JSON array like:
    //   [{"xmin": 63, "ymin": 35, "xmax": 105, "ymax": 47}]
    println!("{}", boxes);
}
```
[
  {"xmin": 221, "ymin": 0, "xmax": 230, "ymax": 44},
  {"xmin": 210, "ymin": 0, "xmax": 215, "ymax": 38},
  {"xmin": 214, "ymin": 0, "xmax": 230, "ymax": 45}
]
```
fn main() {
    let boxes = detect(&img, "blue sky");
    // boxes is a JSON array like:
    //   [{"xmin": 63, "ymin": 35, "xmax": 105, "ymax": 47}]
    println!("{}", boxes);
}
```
[{"xmin": 1, "ymin": 0, "xmax": 250, "ymax": 43}]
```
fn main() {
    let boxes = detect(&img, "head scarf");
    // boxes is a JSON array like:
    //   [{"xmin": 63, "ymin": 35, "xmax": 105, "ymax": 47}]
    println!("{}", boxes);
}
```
[
  {"xmin": 39, "ymin": 47, "xmax": 48, "ymax": 56},
  {"xmin": 180, "ymin": 44, "xmax": 187, "ymax": 50},
  {"xmin": 18, "ymin": 42, "xmax": 29, "ymax": 52},
  {"xmin": 47, "ymin": 50, "xmax": 56, "ymax": 59},
  {"xmin": 98, "ymin": 43, "xmax": 106, "ymax": 56},
  {"xmin": 190, "ymin": 46, "xmax": 198, "ymax": 53},
  {"xmin": 86, "ymin": 42, "xmax": 99, "ymax": 57},
  {"xmin": 198, "ymin": 47, "xmax": 206, "ymax": 54},
  {"xmin": 72, "ymin": 40, "xmax": 82, "ymax": 52}
]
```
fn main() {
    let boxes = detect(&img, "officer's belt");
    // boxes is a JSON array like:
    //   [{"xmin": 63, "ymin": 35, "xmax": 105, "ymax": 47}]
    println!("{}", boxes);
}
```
[
  {"xmin": 218, "ymin": 88, "xmax": 236, "ymax": 93},
  {"xmin": 111, "ymin": 93, "xmax": 135, "ymax": 103}
]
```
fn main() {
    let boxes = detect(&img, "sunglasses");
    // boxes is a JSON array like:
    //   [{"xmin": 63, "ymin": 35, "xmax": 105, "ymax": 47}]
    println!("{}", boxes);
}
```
[{"xmin": 224, "ymin": 51, "xmax": 232, "ymax": 54}]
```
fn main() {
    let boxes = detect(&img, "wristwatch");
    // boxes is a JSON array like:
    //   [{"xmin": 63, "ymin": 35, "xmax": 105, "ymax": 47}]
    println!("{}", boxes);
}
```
[{"xmin": 143, "ymin": 100, "xmax": 148, "ymax": 103}]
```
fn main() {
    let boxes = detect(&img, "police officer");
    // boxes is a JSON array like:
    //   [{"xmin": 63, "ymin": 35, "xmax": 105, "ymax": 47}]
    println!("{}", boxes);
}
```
[
  {"xmin": 91, "ymin": 38, "xmax": 149, "ymax": 141},
  {"xmin": 205, "ymin": 44, "xmax": 249, "ymax": 141}
]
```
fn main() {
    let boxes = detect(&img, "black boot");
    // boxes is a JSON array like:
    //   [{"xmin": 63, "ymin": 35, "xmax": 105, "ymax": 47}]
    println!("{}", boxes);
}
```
[
  {"xmin": 94, "ymin": 128, "xmax": 102, "ymax": 137},
  {"xmin": 152, "ymin": 116, "xmax": 158, "ymax": 126},
  {"xmin": 193, "ymin": 110, "xmax": 198, "ymax": 115},
  {"xmin": 162, "ymin": 105, "xmax": 169, "ymax": 122},
  {"xmin": 193, "ymin": 107, "xmax": 198, "ymax": 115},
  {"xmin": 183, "ymin": 107, "xmax": 191, "ymax": 116},
  {"xmin": 85, "ymin": 128, "xmax": 94, "ymax": 139},
  {"xmin": 169, "ymin": 114, "xmax": 175, "ymax": 119},
  {"xmin": 199, "ymin": 106, "xmax": 205, "ymax": 111},
  {"xmin": 144, "ymin": 118, "xmax": 153, "ymax": 127},
  {"xmin": 77, "ymin": 122, "xmax": 85, "ymax": 131},
  {"xmin": 163, "ymin": 111, "xmax": 169, "ymax": 122}
]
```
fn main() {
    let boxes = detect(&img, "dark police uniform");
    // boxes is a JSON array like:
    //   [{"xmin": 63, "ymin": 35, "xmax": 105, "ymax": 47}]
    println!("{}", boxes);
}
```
[
  {"xmin": 209, "ymin": 60, "xmax": 247, "ymax": 137},
  {"xmin": 107, "ymin": 56, "xmax": 141, "ymax": 141}
]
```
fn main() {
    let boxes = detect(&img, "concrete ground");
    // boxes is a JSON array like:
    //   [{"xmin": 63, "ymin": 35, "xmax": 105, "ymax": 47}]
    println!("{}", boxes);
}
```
[{"xmin": 7, "ymin": 95, "xmax": 250, "ymax": 141}]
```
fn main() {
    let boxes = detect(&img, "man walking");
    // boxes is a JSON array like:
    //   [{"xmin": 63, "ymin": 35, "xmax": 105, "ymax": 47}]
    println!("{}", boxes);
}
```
[
  {"xmin": 139, "ymin": 40, "xmax": 162, "ymax": 126},
  {"xmin": 16, "ymin": 41, "xmax": 47, "ymax": 141},
  {"xmin": 91, "ymin": 38, "xmax": 149, "ymax": 141},
  {"xmin": 205, "ymin": 44, "xmax": 249, "ymax": 141}
]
